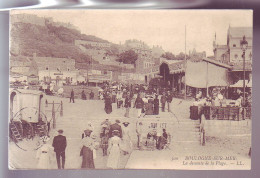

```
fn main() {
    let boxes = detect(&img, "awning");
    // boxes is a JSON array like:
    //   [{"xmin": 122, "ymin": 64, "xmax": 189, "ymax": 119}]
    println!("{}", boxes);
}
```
[
  {"xmin": 229, "ymin": 80, "xmax": 249, "ymax": 88},
  {"xmin": 186, "ymin": 61, "xmax": 230, "ymax": 88}
]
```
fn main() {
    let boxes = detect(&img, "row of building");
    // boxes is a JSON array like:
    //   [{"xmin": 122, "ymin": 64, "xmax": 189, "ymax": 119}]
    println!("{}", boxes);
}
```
[
  {"xmin": 10, "ymin": 26, "xmax": 252, "ymax": 95},
  {"xmin": 136, "ymin": 26, "xmax": 252, "ymax": 95},
  {"xmin": 10, "ymin": 53, "xmax": 145, "ymax": 87}
]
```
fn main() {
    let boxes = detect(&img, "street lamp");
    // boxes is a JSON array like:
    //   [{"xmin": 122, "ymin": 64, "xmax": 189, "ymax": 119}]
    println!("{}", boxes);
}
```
[{"xmin": 240, "ymin": 35, "xmax": 248, "ymax": 120}]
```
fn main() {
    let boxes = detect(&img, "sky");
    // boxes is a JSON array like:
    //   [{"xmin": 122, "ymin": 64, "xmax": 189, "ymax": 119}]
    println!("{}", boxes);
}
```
[{"xmin": 12, "ymin": 10, "xmax": 253, "ymax": 56}]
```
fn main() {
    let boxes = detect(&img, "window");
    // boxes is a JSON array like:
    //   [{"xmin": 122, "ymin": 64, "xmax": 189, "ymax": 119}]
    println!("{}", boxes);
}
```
[
  {"xmin": 67, "ymin": 67, "xmax": 70, "ymax": 71},
  {"xmin": 234, "ymin": 54, "xmax": 238, "ymax": 59},
  {"xmin": 233, "ymin": 44, "xmax": 236, "ymax": 47},
  {"xmin": 46, "ymin": 67, "xmax": 49, "ymax": 70}
]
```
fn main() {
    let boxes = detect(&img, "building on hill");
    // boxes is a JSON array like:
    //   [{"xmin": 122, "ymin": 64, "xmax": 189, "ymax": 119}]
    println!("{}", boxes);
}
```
[
  {"xmin": 75, "ymin": 40, "xmax": 111, "ymax": 48},
  {"xmin": 11, "ymin": 13, "xmax": 47, "ymax": 26},
  {"xmin": 124, "ymin": 39, "xmax": 152, "ymax": 57},
  {"xmin": 11, "ymin": 13, "xmax": 79, "ymax": 31},
  {"xmin": 151, "ymin": 45, "xmax": 165, "ymax": 58},
  {"xmin": 9, "ymin": 55, "xmax": 39, "ymax": 84},
  {"xmin": 135, "ymin": 56, "xmax": 157, "ymax": 74},
  {"xmin": 10, "ymin": 56, "xmax": 31, "ymax": 75},
  {"xmin": 32, "ymin": 53, "xmax": 79, "ymax": 85}
]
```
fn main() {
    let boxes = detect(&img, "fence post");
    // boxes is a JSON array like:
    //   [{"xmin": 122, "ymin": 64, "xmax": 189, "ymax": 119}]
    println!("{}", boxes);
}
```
[
  {"xmin": 202, "ymin": 130, "xmax": 205, "ymax": 146},
  {"xmin": 60, "ymin": 101, "xmax": 63, "ymax": 117},
  {"xmin": 52, "ymin": 101, "xmax": 56, "ymax": 129}
]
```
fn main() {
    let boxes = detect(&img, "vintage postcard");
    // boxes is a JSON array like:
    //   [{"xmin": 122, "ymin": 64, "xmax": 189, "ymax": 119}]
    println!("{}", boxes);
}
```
[{"xmin": 9, "ymin": 10, "xmax": 252, "ymax": 170}]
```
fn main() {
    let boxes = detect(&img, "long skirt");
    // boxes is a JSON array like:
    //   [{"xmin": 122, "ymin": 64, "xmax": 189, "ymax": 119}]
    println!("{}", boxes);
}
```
[
  {"xmin": 154, "ymin": 105, "xmax": 159, "ymax": 115},
  {"xmin": 107, "ymin": 145, "xmax": 120, "ymax": 169},
  {"xmin": 81, "ymin": 146, "xmax": 95, "ymax": 169},
  {"xmin": 121, "ymin": 137, "xmax": 133, "ymax": 154},
  {"xmin": 105, "ymin": 104, "xmax": 112, "ymax": 114}
]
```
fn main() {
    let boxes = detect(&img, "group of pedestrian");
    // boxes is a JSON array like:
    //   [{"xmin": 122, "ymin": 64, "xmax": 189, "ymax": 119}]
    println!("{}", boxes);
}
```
[
  {"xmin": 160, "ymin": 91, "xmax": 173, "ymax": 112},
  {"xmin": 103, "ymin": 89, "xmax": 173, "ymax": 118},
  {"xmin": 69, "ymin": 89, "xmax": 95, "ymax": 103},
  {"xmin": 36, "ymin": 129, "xmax": 67, "ymax": 169},
  {"xmin": 99, "ymin": 119, "xmax": 133, "ymax": 169}
]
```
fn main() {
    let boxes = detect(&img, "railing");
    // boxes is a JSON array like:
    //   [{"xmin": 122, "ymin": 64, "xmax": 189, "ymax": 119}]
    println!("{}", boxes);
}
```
[
  {"xmin": 190, "ymin": 106, "xmax": 251, "ymax": 121},
  {"xmin": 203, "ymin": 106, "xmax": 251, "ymax": 120},
  {"xmin": 45, "ymin": 100, "xmax": 63, "ymax": 129},
  {"xmin": 197, "ymin": 106, "xmax": 251, "ymax": 147}
]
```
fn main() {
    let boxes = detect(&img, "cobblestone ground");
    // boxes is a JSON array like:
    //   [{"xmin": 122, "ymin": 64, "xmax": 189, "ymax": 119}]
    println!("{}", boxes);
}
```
[{"xmin": 9, "ymin": 96, "xmax": 251, "ymax": 170}]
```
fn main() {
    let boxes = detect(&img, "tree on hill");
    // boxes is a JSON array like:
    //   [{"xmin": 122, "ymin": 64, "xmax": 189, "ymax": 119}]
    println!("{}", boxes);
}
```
[
  {"xmin": 175, "ymin": 52, "xmax": 186, "ymax": 60},
  {"xmin": 161, "ymin": 52, "xmax": 186, "ymax": 60},
  {"xmin": 118, "ymin": 50, "xmax": 138, "ymax": 65},
  {"xmin": 161, "ymin": 52, "xmax": 176, "ymax": 60}
]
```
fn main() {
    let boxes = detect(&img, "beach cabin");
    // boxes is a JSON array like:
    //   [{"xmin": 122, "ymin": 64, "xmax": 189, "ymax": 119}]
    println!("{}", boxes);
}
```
[{"xmin": 9, "ymin": 89, "xmax": 47, "ymax": 142}]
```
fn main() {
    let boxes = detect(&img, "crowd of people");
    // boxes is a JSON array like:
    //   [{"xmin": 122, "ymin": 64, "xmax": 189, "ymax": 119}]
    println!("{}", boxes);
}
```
[
  {"xmin": 191, "ymin": 89, "xmax": 252, "ymax": 120},
  {"xmin": 100, "ymin": 83, "xmax": 174, "ymax": 118},
  {"xmin": 36, "ymin": 116, "xmax": 170, "ymax": 170},
  {"xmin": 78, "ymin": 119, "xmax": 169, "ymax": 169}
]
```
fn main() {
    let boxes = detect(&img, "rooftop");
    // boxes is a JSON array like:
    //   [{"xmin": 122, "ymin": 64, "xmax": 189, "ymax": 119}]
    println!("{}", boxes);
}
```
[{"xmin": 228, "ymin": 26, "xmax": 252, "ymax": 38}]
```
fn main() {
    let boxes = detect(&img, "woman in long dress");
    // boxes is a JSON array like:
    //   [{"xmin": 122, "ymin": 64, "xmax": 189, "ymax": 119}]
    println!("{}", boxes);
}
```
[
  {"xmin": 36, "ymin": 137, "xmax": 54, "ymax": 169},
  {"xmin": 121, "ymin": 122, "xmax": 133, "ymax": 155},
  {"xmin": 104, "ymin": 92, "xmax": 113, "ymax": 114},
  {"xmin": 106, "ymin": 130, "xmax": 122, "ymax": 169},
  {"xmin": 80, "ymin": 129, "xmax": 95, "ymax": 169}
]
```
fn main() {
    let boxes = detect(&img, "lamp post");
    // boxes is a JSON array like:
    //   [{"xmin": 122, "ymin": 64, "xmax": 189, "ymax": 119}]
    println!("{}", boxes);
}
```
[{"xmin": 240, "ymin": 35, "xmax": 248, "ymax": 120}]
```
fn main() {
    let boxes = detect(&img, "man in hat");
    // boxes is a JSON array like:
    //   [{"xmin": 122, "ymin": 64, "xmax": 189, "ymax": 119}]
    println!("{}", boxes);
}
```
[
  {"xmin": 89, "ymin": 90, "xmax": 94, "ymax": 100},
  {"xmin": 124, "ymin": 92, "xmax": 132, "ymax": 118},
  {"xmin": 70, "ymin": 89, "xmax": 75, "ymax": 103},
  {"xmin": 153, "ymin": 94, "xmax": 160, "ymax": 115},
  {"xmin": 109, "ymin": 120, "xmax": 122, "ymax": 138},
  {"xmin": 161, "ymin": 92, "xmax": 167, "ymax": 112},
  {"xmin": 52, "ymin": 129, "xmax": 67, "ymax": 169},
  {"xmin": 166, "ymin": 91, "xmax": 173, "ymax": 112},
  {"xmin": 134, "ymin": 93, "xmax": 144, "ymax": 118}
]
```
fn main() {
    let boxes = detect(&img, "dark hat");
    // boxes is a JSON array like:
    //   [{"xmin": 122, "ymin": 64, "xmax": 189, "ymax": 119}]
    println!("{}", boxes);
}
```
[
  {"xmin": 84, "ymin": 129, "xmax": 92, "ymax": 136},
  {"xmin": 122, "ymin": 122, "xmax": 130, "ymax": 126},
  {"xmin": 58, "ymin": 129, "xmax": 63, "ymax": 134},
  {"xmin": 115, "ymin": 119, "xmax": 120, "ymax": 123}
]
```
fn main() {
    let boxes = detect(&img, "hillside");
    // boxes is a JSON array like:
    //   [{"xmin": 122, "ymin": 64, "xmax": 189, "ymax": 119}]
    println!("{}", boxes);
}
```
[{"xmin": 10, "ymin": 16, "xmax": 109, "ymax": 64}]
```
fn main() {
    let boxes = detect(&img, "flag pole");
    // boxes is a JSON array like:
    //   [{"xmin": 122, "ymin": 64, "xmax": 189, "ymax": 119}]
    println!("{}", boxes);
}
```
[{"xmin": 184, "ymin": 25, "xmax": 187, "ymax": 100}]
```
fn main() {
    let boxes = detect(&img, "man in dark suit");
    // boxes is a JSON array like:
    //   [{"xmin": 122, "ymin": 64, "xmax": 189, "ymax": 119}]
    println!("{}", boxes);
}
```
[
  {"xmin": 70, "ymin": 89, "xmax": 75, "ymax": 103},
  {"xmin": 109, "ymin": 120, "xmax": 122, "ymax": 138},
  {"xmin": 52, "ymin": 129, "xmax": 67, "ymax": 169}
]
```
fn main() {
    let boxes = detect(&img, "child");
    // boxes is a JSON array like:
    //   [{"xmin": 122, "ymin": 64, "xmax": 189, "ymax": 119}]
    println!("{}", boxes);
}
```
[{"xmin": 100, "ymin": 127, "xmax": 109, "ymax": 156}]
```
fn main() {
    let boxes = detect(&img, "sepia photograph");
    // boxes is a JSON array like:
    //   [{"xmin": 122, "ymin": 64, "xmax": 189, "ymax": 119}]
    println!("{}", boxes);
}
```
[{"xmin": 9, "ymin": 10, "xmax": 252, "ymax": 170}]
